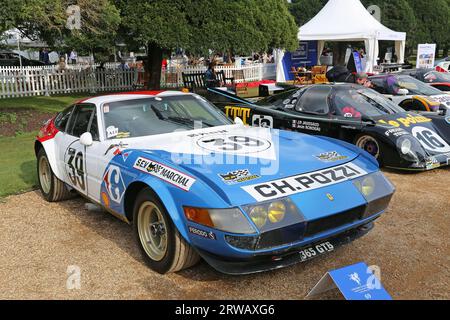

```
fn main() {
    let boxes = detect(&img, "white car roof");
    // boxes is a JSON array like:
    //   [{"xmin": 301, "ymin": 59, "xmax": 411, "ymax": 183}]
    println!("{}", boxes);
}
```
[{"xmin": 80, "ymin": 90, "xmax": 190, "ymax": 105}]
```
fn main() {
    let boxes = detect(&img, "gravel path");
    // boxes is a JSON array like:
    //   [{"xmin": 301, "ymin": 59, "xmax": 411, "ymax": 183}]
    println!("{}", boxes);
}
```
[{"xmin": 0, "ymin": 168, "xmax": 449, "ymax": 300}]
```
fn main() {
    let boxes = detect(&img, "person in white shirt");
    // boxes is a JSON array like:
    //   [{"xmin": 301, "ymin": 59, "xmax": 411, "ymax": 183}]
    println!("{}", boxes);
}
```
[{"xmin": 69, "ymin": 49, "xmax": 77, "ymax": 64}]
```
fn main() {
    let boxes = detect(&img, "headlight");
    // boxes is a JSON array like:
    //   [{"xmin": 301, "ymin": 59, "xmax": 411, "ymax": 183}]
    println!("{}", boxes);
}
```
[
  {"xmin": 184, "ymin": 207, "xmax": 256, "ymax": 234},
  {"xmin": 243, "ymin": 198, "xmax": 304, "ymax": 232},
  {"xmin": 353, "ymin": 172, "xmax": 395, "ymax": 218},
  {"xmin": 400, "ymin": 139, "xmax": 412, "ymax": 155},
  {"xmin": 249, "ymin": 206, "xmax": 268, "ymax": 229}
]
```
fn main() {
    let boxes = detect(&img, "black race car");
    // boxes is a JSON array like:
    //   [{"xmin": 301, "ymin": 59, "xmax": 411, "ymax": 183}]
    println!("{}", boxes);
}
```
[
  {"xmin": 206, "ymin": 84, "xmax": 450, "ymax": 171},
  {"xmin": 399, "ymin": 69, "xmax": 450, "ymax": 92}
]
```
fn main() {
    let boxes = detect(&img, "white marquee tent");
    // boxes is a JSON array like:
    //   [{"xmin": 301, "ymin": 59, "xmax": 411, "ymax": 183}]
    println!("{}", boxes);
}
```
[
  {"xmin": 298, "ymin": 0, "xmax": 406, "ymax": 72},
  {"xmin": 277, "ymin": 0, "xmax": 407, "ymax": 81}
]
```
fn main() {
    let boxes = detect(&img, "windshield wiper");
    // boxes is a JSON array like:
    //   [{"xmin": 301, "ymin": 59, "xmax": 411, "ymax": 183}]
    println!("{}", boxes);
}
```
[
  {"xmin": 167, "ymin": 116, "xmax": 215, "ymax": 127},
  {"xmin": 150, "ymin": 104, "xmax": 165, "ymax": 120}
]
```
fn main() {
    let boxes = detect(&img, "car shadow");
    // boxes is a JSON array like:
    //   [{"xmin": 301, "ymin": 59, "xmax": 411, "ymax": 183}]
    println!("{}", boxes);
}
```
[{"xmin": 43, "ymin": 189, "xmax": 348, "ymax": 292}]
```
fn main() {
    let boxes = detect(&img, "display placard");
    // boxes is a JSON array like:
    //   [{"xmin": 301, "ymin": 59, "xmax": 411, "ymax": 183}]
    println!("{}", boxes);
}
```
[{"xmin": 417, "ymin": 44, "xmax": 436, "ymax": 69}]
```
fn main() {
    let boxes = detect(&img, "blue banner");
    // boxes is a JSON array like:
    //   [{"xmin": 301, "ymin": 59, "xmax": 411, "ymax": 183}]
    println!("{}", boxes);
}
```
[{"xmin": 282, "ymin": 41, "xmax": 318, "ymax": 80}]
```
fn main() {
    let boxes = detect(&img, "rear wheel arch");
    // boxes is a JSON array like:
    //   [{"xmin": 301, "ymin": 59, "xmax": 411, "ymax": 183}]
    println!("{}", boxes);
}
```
[{"xmin": 35, "ymin": 140, "xmax": 44, "ymax": 156}]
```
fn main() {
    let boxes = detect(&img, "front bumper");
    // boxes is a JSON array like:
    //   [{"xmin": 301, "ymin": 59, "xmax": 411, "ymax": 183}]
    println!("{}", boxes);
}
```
[
  {"xmin": 387, "ymin": 152, "xmax": 450, "ymax": 171},
  {"xmin": 197, "ymin": 220, "xmax": 375, "ymax": 275}
]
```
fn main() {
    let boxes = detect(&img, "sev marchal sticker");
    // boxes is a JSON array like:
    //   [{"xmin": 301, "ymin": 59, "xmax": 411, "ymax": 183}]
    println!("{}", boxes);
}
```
[
  {"xmin": 133, "ymin": 157, "xmax": 196, "ymax": 191},
  {"xmin": 316, "ymin": 151, "xmax": 348, "ymax": 162},
  {"xmin": 219, "ymin": 169, "xmax": 260, "ymax": 185},
  {"xmin": 242, "ymin": 162, "xmax": 367, "ymax": 201}
]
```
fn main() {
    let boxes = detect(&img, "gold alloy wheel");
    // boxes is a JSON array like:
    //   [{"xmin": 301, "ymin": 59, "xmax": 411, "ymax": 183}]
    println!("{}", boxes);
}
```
[
  {"xmin": 137, "ymin": 201, "xmax": 168, "ymax": 261},
  {"xmin": 39, "ymin": 156, "xmax": 52, "ymax": 194}
]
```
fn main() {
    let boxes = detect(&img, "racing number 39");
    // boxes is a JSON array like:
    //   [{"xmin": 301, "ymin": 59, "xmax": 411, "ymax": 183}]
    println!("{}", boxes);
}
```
[
  {"xmin": 199, "ymin": 135, "xmax": 269, "ymax": 152},
  {"xmin": 67, "ymin": 148, "xmax": 85, "ymax": 191}
]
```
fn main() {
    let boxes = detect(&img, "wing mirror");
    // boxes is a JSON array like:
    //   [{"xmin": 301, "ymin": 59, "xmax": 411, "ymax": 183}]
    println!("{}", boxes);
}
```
[
  {"xmin": 234, "ymin": 117, "xmax": 244, "ymax": 125},
  {"xmin": 398, "ymin": 88, "xmax": 409, "ymax": 96},
  {"xmin": 80, "ymin": 132, "xmax": 93, "ymax": 146}
]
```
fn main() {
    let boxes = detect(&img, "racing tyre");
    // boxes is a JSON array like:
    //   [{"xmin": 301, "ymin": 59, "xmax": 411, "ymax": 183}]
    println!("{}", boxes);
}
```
[
  {"xmin": 133, "ymin": 188, "xmax": 200, "ymax": 274},
  {"xmin": 354, "ymin": 134, "xmax": 382, "ymax": 163},
  {"xmin": 37, "ymin": 148, "xmax": 72, "ymax": 202}
]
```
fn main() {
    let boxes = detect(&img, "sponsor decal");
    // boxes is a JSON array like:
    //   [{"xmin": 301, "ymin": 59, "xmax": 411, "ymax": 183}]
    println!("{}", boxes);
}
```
[
  {"xmin": 133, "ymin": 157, "xmax": 196, "ymax": 191},
  {"xmin": 224, "ymin": 106, "xmax": 251, "ymax": 125},
  {"xmin": 411, "ymin": 126, "xmax": 450, "ymax": 153},
  {"xmin": 106, "ymin": 126, "xmax": 119, "ymax": 139},
  {"xmin": 103, "ymin": 165, "xmax": 126, "ymax": 204},
  {"xmin": 242, "ymin": 162, "xmax": 367, "ymax": 201},
  {"xmin": 219, "ymin": 169, "xmax": 260, "ymax": 185},
  {"xmin": 103, "ymin": 104, "xmax": 110, "ymax": 113},
  {"xmin": 104, "ymin": 142, "xmax": 129, "ymax": 156},
  {"xmin": 292, "ymin": 119, "xmax": 321, "ymax": 132},
  {"xmin": 187, "ymin": 129, "xmax": 229, "ymax": 138},
  {"xmin": 252, "ymin": 115, "xmax": 273, "ymax": 128},
  {"xmin": 425, "ymin": 157, "xmax": 440, "ymax": 170},
  {"xmin": 377, "ymin": 114, "xmax": 432, "ymax": 128},
  {"xmin": 121, "ymin": 151, "xmax": 132, "ymax": 162},
  {"xmin": 384, "ymin": 128, "xmax": 409, "ymax": 137},
  {"xmin": 188, "ymin": 226, "xmax": 216, "ymax": 240},
  {"xmin": 316, "ymin": 151, "xmax": 348, "ymax": 162},
  {"xmin": 326, "ymin": 193, "xmax": 334, "ymax": 201}
]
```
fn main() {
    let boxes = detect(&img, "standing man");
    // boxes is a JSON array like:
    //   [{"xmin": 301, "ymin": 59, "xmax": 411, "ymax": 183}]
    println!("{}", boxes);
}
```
[
  {"xmin": 43, "ymin": 48, "xmax": 50, "ymax": 65},
  {"xmin": 69, "ymin": 49, "xmax": 77, "ymax": 64}
]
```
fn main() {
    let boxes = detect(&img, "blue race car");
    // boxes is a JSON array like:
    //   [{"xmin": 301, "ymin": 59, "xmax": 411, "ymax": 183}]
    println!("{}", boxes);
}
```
[{"xmin": 35, "ymin": 91, "xmax": 395, "ymax": 275}]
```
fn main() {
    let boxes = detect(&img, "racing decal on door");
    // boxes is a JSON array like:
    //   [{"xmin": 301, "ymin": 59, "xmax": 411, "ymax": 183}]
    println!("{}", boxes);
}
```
[
  {"xmin": 242, "ymin": 162, "xmax": 367, "ymax": 201},
  {"xmin": 133, "ymin": 157, "xmax": 196, "ymax": 191},
  {"xmin": 252, "ymin": 115, "xmax": 273, "ymax": 128},
  {"xmin": 197, "ymin": 135, "xmax": 271, "ymax": 154},
  {"xmin": 64, "ymin": 143, "xmax": 85, "ymax": 191},
  {"xmin": 224, "ymin": 106, "xmax": 251, "ymax": 124},
  {"xmin": 411, "ymin": 126, "xmax": 450, "ymax": 153},
  {"xmin": 102, "ymin": 165, "xmax": 126, "ymax": 204}
]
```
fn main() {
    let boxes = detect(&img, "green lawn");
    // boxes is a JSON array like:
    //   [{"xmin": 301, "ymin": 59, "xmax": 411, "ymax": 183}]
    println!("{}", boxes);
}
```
[
  {"xmin": 0, "ymin": 94, "xmax": 91, "ymax": 198},
  {"xmin": 0, "ymin": 132, "xmax": 38, "ymax": 198},
  {"xmin": 0, "ymin": 94, "xmax": 89, "ymax": 113}
]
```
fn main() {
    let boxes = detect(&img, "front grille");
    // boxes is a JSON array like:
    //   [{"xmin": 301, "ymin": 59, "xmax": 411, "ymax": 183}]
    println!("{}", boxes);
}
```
[
  {"xmin": 304, "ymin": 205, "xmax": 366, "ymax": 238},
  {"xmin": 256, "ymin": 222, "xmax": 306, "ymax": 250}
]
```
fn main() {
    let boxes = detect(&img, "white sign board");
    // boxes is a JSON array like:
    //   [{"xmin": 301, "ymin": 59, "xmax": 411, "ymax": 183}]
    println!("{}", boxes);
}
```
[{"xmin": 416, "ymin": 44, "xmax": 436, "ymax": 69}]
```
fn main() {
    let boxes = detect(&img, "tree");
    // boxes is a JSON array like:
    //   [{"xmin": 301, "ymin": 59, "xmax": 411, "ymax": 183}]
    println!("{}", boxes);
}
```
[
  {"xmin": 0, "ymin": 0, "xmax": 120, "ymax": 56},
  {"xmin": 288, "ymin": 0, "xmax": 328, "ymax": 26},
  {"xmin": 117, "ymin": 0, "xmax": 298, "ymax": 89}
]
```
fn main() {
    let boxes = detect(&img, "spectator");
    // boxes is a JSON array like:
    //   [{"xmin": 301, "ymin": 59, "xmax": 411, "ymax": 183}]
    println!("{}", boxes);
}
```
[
  {"xmin": 39, "ymin": 49, "xmax": 44, "ymax": 62},
  {"xmin": 69, "ymin": 49, "xmax": 77, "ymax": 64},
  {"xmin": 43, "ymin": 48, "xmax": 50, "ymax": 65},
  {"xmin": 118, "ymin": 59, "xmax": 130, "ymax": 70},
  {"xmin": 204, "ymin": 61, "xmax": 220, "ymax": 88},
  {"xmin": 355, "ymin": 72, "xmax": 372, "ymax": 87},
  {"xmin": 56, "ymin": 56, "xmax": 67, "ymax": 71}
]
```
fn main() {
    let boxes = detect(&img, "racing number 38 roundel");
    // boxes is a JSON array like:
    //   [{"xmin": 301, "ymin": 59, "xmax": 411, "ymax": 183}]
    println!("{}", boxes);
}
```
[{"xmin": 411, "ymin": 126, "xmax": 450, "ymax": 153}]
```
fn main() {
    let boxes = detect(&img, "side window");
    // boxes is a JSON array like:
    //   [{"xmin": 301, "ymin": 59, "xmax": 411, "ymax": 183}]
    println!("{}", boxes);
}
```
[
  {"xmin": 89, "ymin": 112, "xmax": 99, "ymax": 141},
  {"xmin": 401, "ymin": 100, "xmax": 427, "ymax": 112},
  {"xmin": 296, "ymin": 87, "xmax": 331, "ymax": 115},
  {"xmin": 369, "ymin": 78, "xmax": 387, "ymax": 94},
  {"xmin": 67, "ymin": 104, "xmax": 95, "ymax": 138},
  {"xmin": 54, "ymin": 106, "xmax": 74, "ymax": 132}
]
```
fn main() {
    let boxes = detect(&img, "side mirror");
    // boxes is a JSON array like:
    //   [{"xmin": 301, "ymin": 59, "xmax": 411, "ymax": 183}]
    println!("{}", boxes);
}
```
[
  {"xmin": 234, "ymin": 117, "xmax": 244, "ymax": 125},
  {"xmin": 398, "ymin": 88, "xmax": 409, "ymax": 96},
  {"xmin": 80, "ymin": 132, "xmax": 93, "ymax": 146}
]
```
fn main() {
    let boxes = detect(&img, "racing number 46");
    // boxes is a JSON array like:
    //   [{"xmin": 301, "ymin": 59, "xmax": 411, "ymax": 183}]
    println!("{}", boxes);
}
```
[{"xmin": 67, "ymin": 148, "xmax": 85, "ymax": 191}]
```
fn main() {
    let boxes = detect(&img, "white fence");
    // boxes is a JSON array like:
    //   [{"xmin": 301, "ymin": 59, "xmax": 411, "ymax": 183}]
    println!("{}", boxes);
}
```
[
  {"xmin": 0, "ymin": 63, "xmax": 276, "ymax": 98},
  {"xmin": 161, "ymin": 63, "xmax": 276, "ymax": 88},
  {"xmin": 0, "ymin": 69, "xmax": 139, "ymax": 98}
]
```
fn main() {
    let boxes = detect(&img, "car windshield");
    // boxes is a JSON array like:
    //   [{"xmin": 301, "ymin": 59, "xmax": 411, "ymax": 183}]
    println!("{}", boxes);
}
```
[
  {"xmin": 423, "ymin": 71, "xmax": 450, "ymax": 83},
  {"xmin": 102, "ymin": 95, "xmax": 231, "ymax": 139},
  {"xmin": 333, "ymin": 87, "xmax": 404, "ymax": 119},
  {"xmin": 388, "ymin": 75, "xmax": 443, "ymax": 96}
]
